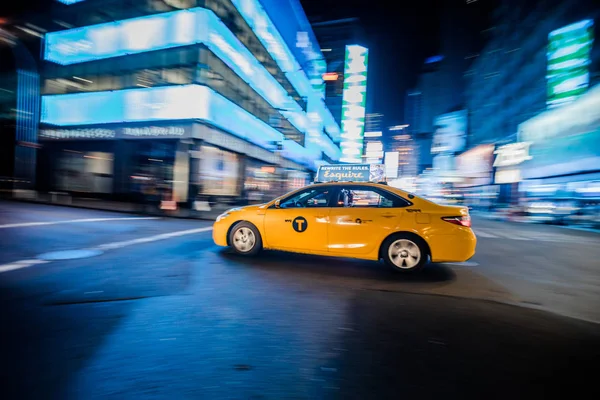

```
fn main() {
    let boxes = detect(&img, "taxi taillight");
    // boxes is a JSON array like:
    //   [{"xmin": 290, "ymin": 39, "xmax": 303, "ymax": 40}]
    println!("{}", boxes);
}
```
[{"xmin": 442, "ymin": 215, "xmax": 471, "ymax": 228}]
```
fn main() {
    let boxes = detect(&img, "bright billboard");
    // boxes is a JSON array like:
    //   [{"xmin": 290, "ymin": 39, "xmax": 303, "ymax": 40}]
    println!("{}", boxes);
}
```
[
  {"xmin": 316, "ymin": 164, "xmax": 384, "ymax": 183},
  {"xmin": 340, "ymin": 45, "xmax": 369, "ymax": 163},
  {"xmin": 547, "ymin": 19, "xmax": 594, "ymax": 108},
  {"xmin": 431, "ymin": 110, "xmax": 467, "ymax": 154},
  {"xmin": 519, "ymin": 83, "xmax": 600, "ymax": 179},
  {"xmin": 384, "ymin": 152, "xmax": 399, "ymax": 179},
  {"xmin": 455, "ymin": 145, "xmax": 495, "ymax": 187}
]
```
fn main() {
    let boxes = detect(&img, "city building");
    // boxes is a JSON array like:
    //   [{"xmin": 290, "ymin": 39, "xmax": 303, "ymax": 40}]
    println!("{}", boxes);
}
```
[
  {"xmin": 408, "ymin": 58, "xmax": 446, "ymax": 176},
  {"xmin": 363, "ymin": 112, "xmax": 383, "ymax": 164},
  {"xmin": 463, "ymin": 0, "xmax": 599, "ymax": 205},
  {"xmin": 0, "ymin": 72, "xmax": 17, "ymax": 185},
  {"xmin": 405, "ymin": 0, "xmax": 493, "ymax": 179},
  {"xmin": 387, "ymin": 124, "xmax": 416, "ymax": 178},
  {"xmin": 37, "ymin": 0, "xmax": 342, "ymax": 205},
  {"xmin": 310, "ymin": 17, "xmax": 365, "ymax": 127},
  {"xmin": 465, "ymin": 0, "xmax": 600, "ymax": 147},
  {"xmin": 404, "ymin": 90, "xmax": 432, "ymax": 175},
  {"xmin": 0, "ymin": 10, "xmax": 49, "ymax": 188}
]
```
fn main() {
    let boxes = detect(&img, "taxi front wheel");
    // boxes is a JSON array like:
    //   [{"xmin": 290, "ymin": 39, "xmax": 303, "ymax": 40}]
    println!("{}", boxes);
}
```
[
  {"xmin": 382, "ymin": 233, "xmax": 428, "ymax": 273},
  {"xmin": 229, "ymin": 222, "xmax": 263, "ymax": 256}
]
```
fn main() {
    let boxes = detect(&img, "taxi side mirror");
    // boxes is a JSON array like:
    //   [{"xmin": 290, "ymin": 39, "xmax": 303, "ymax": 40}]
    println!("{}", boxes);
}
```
[{"xmin": 274, "ymin": 199, "xmax": 281, "ymax": 208}]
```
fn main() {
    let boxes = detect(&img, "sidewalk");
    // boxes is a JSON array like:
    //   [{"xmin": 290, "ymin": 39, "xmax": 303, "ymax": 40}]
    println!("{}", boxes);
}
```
[{"xmin": 2, "ymin": 190, "xmax": 230, "ymax": 220}]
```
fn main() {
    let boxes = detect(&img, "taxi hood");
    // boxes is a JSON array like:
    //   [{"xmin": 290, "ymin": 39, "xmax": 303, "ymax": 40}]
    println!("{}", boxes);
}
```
[{"xmin": 227, "ymin": 203, "xmax": 268, "ymax": 213}]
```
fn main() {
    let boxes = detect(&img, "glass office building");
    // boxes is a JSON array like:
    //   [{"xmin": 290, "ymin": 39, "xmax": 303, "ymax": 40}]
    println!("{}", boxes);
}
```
[{"xmin": 39, "ymin": 0, "xmax": 341, "ymax": 204}]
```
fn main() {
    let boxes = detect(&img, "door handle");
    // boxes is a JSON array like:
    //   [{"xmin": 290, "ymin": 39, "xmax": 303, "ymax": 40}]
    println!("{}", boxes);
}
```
[
  {"xmin": 381, "ymin": 214, "xmax": 396, "ymax": 218},
  {"xmin": 315, "ymin": 215, "xmax": 326, "ymax": 218}
]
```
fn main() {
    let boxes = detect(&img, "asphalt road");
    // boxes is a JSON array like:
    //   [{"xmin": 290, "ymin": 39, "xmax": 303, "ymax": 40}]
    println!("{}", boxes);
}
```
[{"xmin": 1, "ymin": 201, "xmax": 599, "ymax": 399}]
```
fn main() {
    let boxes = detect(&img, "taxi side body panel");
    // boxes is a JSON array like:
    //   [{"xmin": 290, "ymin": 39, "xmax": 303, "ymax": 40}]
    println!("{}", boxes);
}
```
[
  {"xmin": 328, "ymin": 208, "xmax": 404, "ymax": 256},
  {"xmin": 412, "ymin": 200, "xmax": 477, "ymax": 262},
  {"xmin": 263, "ymin": 208, "xmax": 330, "ymax": 253},
  {"xmin": 418, "ymin": 220, "xmax": 477, "ymax": 262}
]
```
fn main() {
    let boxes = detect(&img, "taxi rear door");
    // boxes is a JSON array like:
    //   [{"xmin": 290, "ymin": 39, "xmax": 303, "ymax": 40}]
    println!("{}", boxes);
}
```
[
  {"xmin": 263, "ymin": 186, "xmax": 332, "ymax": 253},
  {"xmin": 328, "ymin": 185, "xmax": 410, "ymax": 255}
]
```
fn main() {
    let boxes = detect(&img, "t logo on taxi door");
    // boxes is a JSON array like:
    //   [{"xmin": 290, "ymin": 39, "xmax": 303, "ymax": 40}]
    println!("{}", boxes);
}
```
[{"xmin": 292, "ymin": 216, "xmax": 308, "ymax": 232}]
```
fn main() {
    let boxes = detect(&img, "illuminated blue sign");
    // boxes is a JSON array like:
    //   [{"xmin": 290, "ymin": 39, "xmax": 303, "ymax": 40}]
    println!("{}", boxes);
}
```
[
  {"xmin": 40, "ymin": 85, "xmax": 321, "ymax": 167},
  {"xmin": 44, "ymin": 8, "xmax": 309, "ymax": 132},
  {"xmin": 56, "ymin": 0, "xmax": 85, "ymax": 4},
  {"xmin": 425, "ymin": 55, "xmax": 444, "ymax": 64},
  {"xmin": 42, "ymin": 85, "xmax": 267, "ymax": 142}
]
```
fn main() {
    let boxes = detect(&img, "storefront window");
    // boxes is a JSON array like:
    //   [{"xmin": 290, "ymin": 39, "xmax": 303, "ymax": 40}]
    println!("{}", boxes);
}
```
[
  {"xmin": 244, "ymin": 160, "xmax": 278, "ymax": 203},
  {"xmin": 56, "ymin": 150, "xmax": 114, "ymax": 193},
  {"xmin": 200, "ymin": 146, "xmax": 240, "ymax": 196},
  {"xmin": 285, "ymin": 170, "xmax": 310, "ymax": 192},
  {"xmin": 130, "ymin": 141, "xmax": 176, "ymax": 202}
]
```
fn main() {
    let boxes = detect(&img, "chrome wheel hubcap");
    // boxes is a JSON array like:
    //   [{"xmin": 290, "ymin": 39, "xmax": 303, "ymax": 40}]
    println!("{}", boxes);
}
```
[
  {"xmin": 233, "ymin": 227, "xmax": 256, "ymax": 252},
  {"xmin": 389, "ymin": 239, "xmax": 421, "ymax": 269}
]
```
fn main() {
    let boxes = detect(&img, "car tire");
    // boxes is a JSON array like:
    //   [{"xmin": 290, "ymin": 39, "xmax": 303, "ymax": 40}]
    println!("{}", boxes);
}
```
[
  {"xmin": 229, "ymin": 221, "xmax": 263, "ymax": 256},
  {"xmin": 382, "ymin": 233, "xmax": 428, "ymax": 273}
]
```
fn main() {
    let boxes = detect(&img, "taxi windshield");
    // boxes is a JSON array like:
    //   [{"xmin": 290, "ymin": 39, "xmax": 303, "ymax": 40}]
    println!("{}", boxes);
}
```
[{"xmin": 279, "ymin": 187, "xmax": 331, "ymax": 208}]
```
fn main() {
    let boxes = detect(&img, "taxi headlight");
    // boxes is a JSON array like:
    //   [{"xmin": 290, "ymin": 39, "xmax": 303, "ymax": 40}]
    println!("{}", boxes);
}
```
[
  {"xmin": 216, "ymin": 208, "xmax": 241, "ymax": 222},
  {"xmin": 216, "ymin": 213, "xmax": 230, "ymax": 222}
]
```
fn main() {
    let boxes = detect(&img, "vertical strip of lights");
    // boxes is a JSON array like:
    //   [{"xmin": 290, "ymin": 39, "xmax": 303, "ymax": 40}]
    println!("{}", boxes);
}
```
[
  {"xmin": 547, "ymin": 19, "xmax": 594, "ymax": 108},
  {"xmin": 340, "ymin": 45, "xmax": 369, "ymax": 163}
]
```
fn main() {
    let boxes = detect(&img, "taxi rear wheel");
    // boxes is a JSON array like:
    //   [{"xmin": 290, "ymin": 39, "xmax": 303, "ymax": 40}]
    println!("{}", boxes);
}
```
[
  {"xmin": 382, "ymin": 233, "xmax": 428, "ymax": 273},
  {"xmin": 229, "ymin": 222, "xmax": 262, "ymax": 256}
]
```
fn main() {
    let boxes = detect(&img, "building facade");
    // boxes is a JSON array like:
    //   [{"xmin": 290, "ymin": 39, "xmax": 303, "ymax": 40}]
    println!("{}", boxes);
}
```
[
  {"xmin": 38, "ymin": 0, "xmax": 342, "ymax": 205},
  {"xmin": 465, "ymin": 0, "xmax": 600, "ymax": 147},
  {"xmin": 310, "ymin": 17, "xmax": 365, "ymax": 127},
  {"xmin": 363, "ymin": 112, "xmax": 383, "ymax": 164},
  {"xmin": 463, "ymin": 0, "xmax": 599, "ymax": 206}
]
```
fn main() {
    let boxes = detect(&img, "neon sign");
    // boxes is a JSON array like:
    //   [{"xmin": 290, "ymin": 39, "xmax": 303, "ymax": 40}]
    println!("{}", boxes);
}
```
[
  {"xmin": 547, "ymin": 19, "xmax": 594, "ymax": 108},
  {"xmin": 340, "ymin": 45, "xmax": 369, "ymax": 163}
]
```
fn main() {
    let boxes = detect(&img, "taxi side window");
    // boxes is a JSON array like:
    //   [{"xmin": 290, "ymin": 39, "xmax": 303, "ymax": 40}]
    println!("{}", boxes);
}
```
[
  {"xmin": 279, "ymin": 188, "xmax": 331, "ymax": 208},
  {"xmin": 336, "ymin": 187, "xmax": 410, "ymax": 208}
]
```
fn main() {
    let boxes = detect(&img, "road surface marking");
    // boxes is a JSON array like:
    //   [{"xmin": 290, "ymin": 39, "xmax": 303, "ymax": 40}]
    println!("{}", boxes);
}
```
[
  {"xmin": 506, "ymin": 232, "xmax": 532, "ymax": 241},
  {"xmin": 473, "ymin": 229, "xmax": 497, "ymax": 238},
  {"xmin": 0, "ymin": 226, "xmax": 213, "ymax": 274},
  {"xmin": 0, "ymin": 217, "xmax": 159, "ymax": 229},
  {"xmin": 0, "ymin": 259, "xmax": 49, "ymax": 273},
  {"xmin": 92, "ymin": 226, "xmax": 213, "ymax": 251},
  {"xmin": 444, "ymin": 261, "xmax": 480, "ymax": 267}
]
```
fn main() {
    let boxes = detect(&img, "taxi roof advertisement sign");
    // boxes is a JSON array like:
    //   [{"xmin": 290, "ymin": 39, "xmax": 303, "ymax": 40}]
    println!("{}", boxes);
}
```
[{"xmin": 316, "ymin": 164, "xmax": 385, "ymax": 183}]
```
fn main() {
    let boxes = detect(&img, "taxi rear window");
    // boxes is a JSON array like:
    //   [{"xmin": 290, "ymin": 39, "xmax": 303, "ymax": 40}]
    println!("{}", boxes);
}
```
[{"xmin": 335, "ymin": 186, "xmax": 412, "ymax": 208}]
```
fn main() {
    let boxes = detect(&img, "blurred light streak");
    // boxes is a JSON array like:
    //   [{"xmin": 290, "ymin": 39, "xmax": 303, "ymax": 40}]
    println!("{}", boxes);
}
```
[{"xmin": 340, "ymin": 45, "xmax": 369, "ymax": 163}]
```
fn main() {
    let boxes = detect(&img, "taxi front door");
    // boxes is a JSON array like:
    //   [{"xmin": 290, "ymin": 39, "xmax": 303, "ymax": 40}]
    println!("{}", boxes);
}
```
[
  {"xmin": 263, "ymin": 186, "xmax": 331, "ymax": 253},
  {"xmin": 328, "ymin": 186, "xmax": 404, "ymax": 256}
]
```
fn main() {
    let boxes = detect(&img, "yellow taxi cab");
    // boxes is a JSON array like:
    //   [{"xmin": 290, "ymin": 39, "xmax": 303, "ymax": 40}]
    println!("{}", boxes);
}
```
[{"xmin": 213, "ymin": 164, "xmax": 476, "ymax": 273}]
